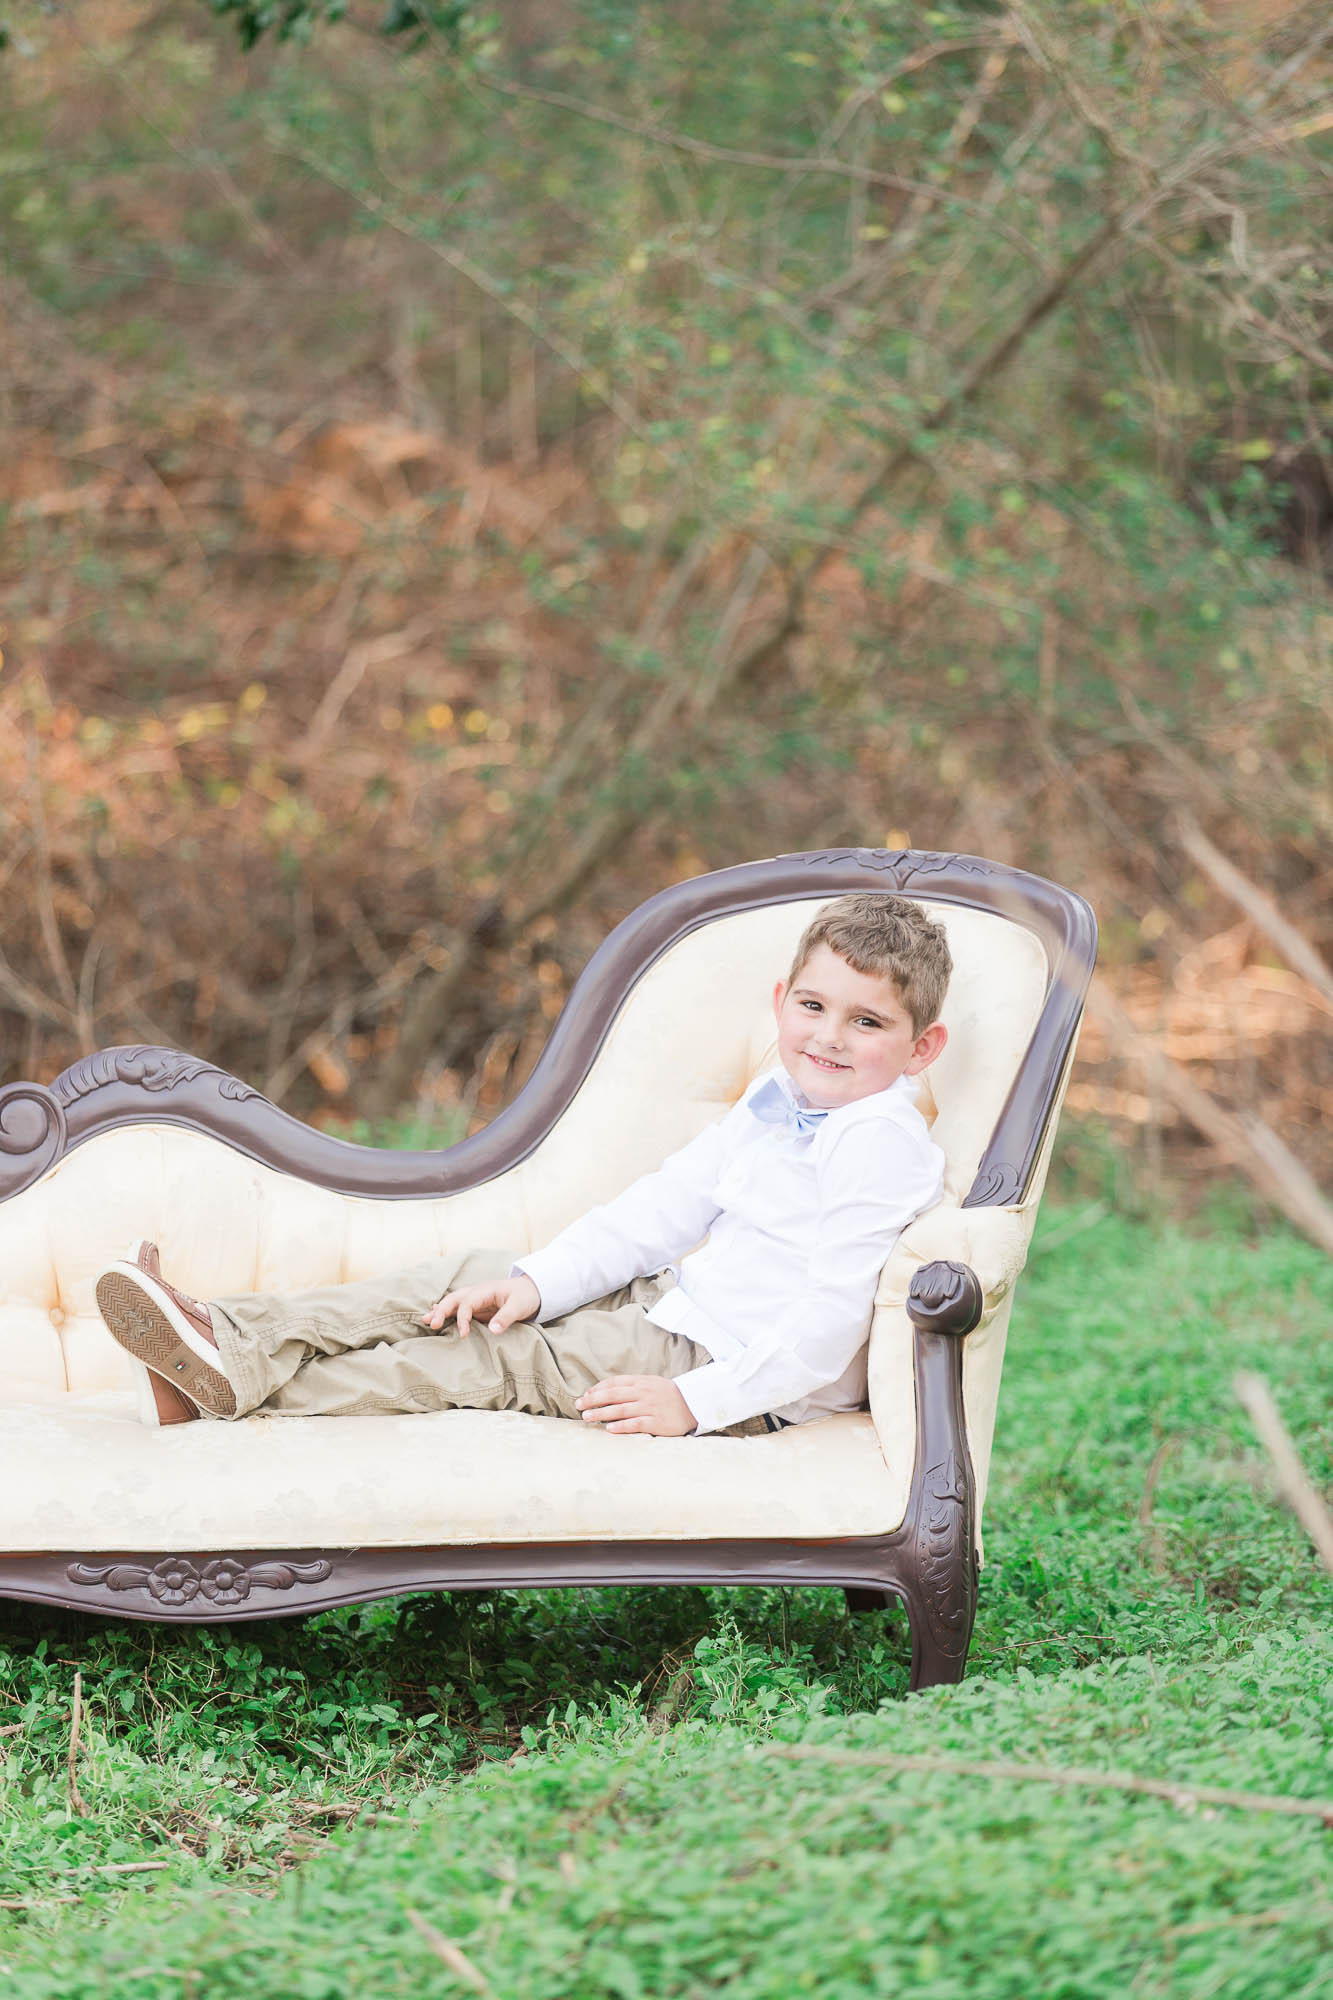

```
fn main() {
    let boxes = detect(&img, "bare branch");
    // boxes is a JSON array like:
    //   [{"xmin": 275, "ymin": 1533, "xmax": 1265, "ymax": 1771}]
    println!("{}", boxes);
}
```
[
  {"xmin": 404, "ymin": 1910, "xmax": 496, "ymax": 1996},
  {"xmin": 473, "ymin": 70, "xmax": 1050, "ymax": 272},
  {"xmin": 1234, "ymin": 1372, "xmax": 1333, "ymax": 1575},
  {"xmin": 1244, "ymin": 16, "xmax": 1333, "ymax": 117},
  {"xmin": 22, "ymin": 718, "xmax": 78, "ymax": 1013},
  {"xmin": 267, "ymin": 143, "xmax": 684, "ymax": 462},
  {"xmin": 0, "ymin": 943, "xmax": 76, "ymax": 1034},
  {"xmin": 882, "ymin": 41, "xmax": 1015, "ymax": 264},
  {"xmin": 1086, "ymin": 982, "xmax": 1333, "ymax": 1258},
  {"xmin": 51, "ymin": 1, "xmax": 300, "ymax": 268},
  {"xmin": 66, "ymin": 1670, "xmax": 87, "ymax": 1819},
  {"xmin": 767, "ymin": 1743, "xmax": 1333, "ymax": 1821},
  {"xmin": 292, "ymin": 617, "xmax": 437, "ymax": 764},
  {"xmin": 1171, "ymin": 813, "xmax": 1333, "ymax": 1010}
]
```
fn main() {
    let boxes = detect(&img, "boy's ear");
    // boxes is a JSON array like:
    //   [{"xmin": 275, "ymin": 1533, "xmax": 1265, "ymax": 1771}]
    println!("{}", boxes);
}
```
[
  {"xmin": 905, "ymin": 1022, "xmax": 948, "ymax": 1075},
  {"xmin": 771, "ymin": 978, "xmax": 787, "ymax": 1023}
]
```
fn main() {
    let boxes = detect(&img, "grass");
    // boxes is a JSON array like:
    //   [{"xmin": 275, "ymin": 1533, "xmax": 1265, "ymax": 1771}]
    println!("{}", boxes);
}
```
[{"xmin": 1, "ymin": 1207, "xmax": 1330, "ymax": 1994}]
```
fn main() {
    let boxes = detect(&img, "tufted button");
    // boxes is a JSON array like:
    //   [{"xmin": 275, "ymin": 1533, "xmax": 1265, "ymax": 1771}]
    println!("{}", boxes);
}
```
[{"xmin": 49, "ymin": 1306, "xmax": 65, "ymax": 1327}]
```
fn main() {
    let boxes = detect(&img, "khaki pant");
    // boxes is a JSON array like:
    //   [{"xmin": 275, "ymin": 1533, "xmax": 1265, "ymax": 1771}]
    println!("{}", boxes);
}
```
[{"xmin": 208, "ymin": 1250, "xmax": 776, "ymax": 1435}]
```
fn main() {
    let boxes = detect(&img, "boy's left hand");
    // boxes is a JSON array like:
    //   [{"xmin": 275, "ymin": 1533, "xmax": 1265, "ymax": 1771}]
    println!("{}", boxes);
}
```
[{"xmin": 576, "ymin": 1375, "xmax": 696, "ymax": 1436}]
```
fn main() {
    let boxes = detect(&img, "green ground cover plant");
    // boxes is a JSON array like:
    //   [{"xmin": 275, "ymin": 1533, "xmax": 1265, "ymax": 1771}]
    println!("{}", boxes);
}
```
[{"xmin": 1, "ymin": 1205, "xmax": 1330, "ymax": 1994}]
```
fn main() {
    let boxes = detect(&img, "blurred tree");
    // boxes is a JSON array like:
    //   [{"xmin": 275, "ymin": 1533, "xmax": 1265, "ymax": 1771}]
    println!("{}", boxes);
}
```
[{"xmin": 1, "ymin": 0, "xmax": 1330, "ymax": 1221}]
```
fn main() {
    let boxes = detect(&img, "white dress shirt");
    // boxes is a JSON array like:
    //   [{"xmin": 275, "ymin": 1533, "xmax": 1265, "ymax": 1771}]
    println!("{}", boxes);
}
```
[{"xmin": 516, "ymin": 1066, "xmax": 945, "ymax": 1435}]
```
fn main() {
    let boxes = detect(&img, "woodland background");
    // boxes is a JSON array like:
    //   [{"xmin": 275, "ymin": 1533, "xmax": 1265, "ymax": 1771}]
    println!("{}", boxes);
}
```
[
  {"xmin": 1, "ymin": 11, "xmax": 1332, "ymax": 1995},
  {"xmin": 1, "ymin": 0, "xmax": 1331, "ymax": 1241}
]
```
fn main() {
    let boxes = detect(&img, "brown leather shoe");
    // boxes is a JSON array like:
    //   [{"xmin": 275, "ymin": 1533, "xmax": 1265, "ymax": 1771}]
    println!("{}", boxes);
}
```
[
  {"xmin": 120, "ymin": 1243, "xmax": 202, "ymax": 1426},
  {"xmin": 96, "ymin": 1242, "xmax": 237, "ymax": 1420},
  {"xmin": 116, "ymin": 1232, "xmax": 200, "ymax": 1424}
]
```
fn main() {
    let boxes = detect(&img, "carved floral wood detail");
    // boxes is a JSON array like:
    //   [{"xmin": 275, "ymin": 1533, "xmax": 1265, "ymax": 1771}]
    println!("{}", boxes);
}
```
[
  {"xmin": 66, "ymin": 1556, "xmax": 332, "ymax": 1606},
  {"xmin": 914, "ymin": 1450, "xmax": 973, "ymax": 1655},
  {"xmin": 907, "ymin": 1260, "xmax": 984, "ymax": 1338},
  {"xmin": 0, "ymin": 1083, "xmax": 67, "ymax": 1189},
  {"xmin": 787, "ymin": 847, "xmax": 998, "ymax": 888},
  {"xmin": 904, "ymin": 1262, "xmax": 980, "ymax": 1667},
  {"xmin": 51, "ymin": 1047, "xmax": 259, "ymax": 1106},
  {"xmin": 0, "ymin": 1049, "xmax": 263, "ymax": 1200},
  {"xmin": 965, "ymin": 1161, "xmax": 1024, "ymax": 1205}
]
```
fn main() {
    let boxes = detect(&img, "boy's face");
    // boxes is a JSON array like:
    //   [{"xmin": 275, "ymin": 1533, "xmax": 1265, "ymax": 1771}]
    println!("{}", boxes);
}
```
[{"xmin": 771, "ymin": 944, "xmax": 947, "ymax": 1110}]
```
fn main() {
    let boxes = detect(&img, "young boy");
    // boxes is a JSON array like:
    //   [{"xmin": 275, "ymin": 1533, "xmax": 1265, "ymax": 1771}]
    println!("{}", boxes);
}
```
[{"xmin": 95, "ymin": 894, "xmax": 950, "ymax": 1439}]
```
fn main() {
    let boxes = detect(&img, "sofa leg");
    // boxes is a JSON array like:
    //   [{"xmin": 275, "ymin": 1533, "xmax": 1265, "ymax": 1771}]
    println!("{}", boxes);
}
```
[
  {"xmin": 899, "ymin": 1260, "xmax": 985, "ymax": 1691},
  {"xmin": 842, "ymin": 1576, "xmax": 973, "ymax": 1688},
  {"xmin": 904, "ymin": 1582, "xmax": 974, "ymax": 1691}
]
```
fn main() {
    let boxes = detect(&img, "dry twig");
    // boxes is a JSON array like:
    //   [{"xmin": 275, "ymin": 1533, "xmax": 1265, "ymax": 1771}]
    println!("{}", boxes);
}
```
[
  {"xmin": 404, "ymin": 1909, "xmax": 496, "ymax": 1995},
  {"xmin": 1172, "ymin": 813, "xmax": 1333, "ymax": 1010},
  {"xmin": 1234, "ymin": 1372, "xmax": 1333, "ymax": 1576},
  {"xmin": 66, "ymin": 1670, "xmax": 87, "ymax": 1818},
  {"xmin": 1164, "ymin": 1900, "xmax": 1333, "ymax": 1939},
  {"xmin": 1085, "ymin": 982, "xmax": 1333, "ymax": 1258},
  {"xmin": 648, "ymin": 1665, "xmax": 695, "ymax": 1735},
  {"xmin": 22, "ymin": 717, "xmax": 79, "ymax": 1019},
  {"xmin": 293, "ymin": 617, "xmax": 437, "ymax": 764},
  {"xmin": 1138, "ymin": 1435, "xmax": 1179, "ymax": 1574},
  {"xmin": 766, "ymin": 1744, "xmax": 1333, "ymax": 1821},
  {"xmin": 473, "ymin": 64, "xmax": 1047, "ymax": 269}
]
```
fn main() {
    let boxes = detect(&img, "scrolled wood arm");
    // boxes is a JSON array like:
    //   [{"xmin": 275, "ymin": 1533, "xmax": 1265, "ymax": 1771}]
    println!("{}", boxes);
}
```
[{"xmin": 906, "ymin": 1259, "xmax": 984, "ymax": 1338}]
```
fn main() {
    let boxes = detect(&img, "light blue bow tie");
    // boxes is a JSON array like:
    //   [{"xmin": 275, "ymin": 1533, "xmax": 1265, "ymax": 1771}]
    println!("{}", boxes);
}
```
[{"xmin": 748, "ymin": 1075, "xmax": 829, "ymax": 1137}]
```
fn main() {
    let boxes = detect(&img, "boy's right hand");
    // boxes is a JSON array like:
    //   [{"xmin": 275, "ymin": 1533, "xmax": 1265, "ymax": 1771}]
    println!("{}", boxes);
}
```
[{"xmin": 418, "ymin": 1273, "xmax": 541, "ymax": 1336}]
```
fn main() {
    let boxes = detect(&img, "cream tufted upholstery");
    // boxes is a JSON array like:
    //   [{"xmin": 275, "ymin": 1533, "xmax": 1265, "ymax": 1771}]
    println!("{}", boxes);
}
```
[{"xmin": 0, "ymin": 896, "xmax": 1060, "ymax": 1554}]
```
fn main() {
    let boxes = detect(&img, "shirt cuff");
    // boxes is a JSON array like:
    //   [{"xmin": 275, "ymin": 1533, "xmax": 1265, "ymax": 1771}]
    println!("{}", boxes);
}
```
[
  {"xmin": 508, "ymin": 1251, "xmax": 564, "ymax": 1322},
  {"xmin": 672, "ymin": 1361, "xmax": 747, "ymax": 1437}
]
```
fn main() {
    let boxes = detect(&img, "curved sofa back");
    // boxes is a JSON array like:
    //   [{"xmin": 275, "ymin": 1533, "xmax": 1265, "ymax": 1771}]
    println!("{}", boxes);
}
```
[{"xmin": 0, "ymin": 851, "xmax": 1094, "ymax": 1403}]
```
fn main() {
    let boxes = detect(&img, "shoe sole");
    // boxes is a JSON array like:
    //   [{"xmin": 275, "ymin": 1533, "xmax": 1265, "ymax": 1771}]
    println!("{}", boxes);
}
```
[{"xmin": 95, "ymin": 1267, "xmax": 237, "ymax": 1419}]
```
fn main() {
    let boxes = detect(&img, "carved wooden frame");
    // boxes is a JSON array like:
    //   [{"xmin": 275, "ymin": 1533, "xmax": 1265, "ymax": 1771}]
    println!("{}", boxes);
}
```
[{"xmin": 0, "ymin": 849, "xmax": 1096, "ymax": 1689}]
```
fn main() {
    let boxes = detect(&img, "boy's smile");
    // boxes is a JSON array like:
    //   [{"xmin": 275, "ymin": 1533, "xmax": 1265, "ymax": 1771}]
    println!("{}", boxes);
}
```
[{"xmin": 772, "ymin": 944, "xmax": 947, "ymax": 1110}]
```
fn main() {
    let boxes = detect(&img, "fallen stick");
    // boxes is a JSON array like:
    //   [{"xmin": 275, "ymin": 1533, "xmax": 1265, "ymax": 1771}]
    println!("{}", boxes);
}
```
[
  {"xmin": 1165, "ymin": 1899, "xmax": 1333, "ymax": 1939},
  {"xmin": 67, "ymin": 1671, "xmax": 87, "ymax": 1819},
  {"xmin": 90, "ymin": 1861, "xmax": 173, "ymax": 1876},
  {"xmin": 1234, "ymin": 1372, "xmax": 1333, "ymax": 1576},
  {"xmin": 648, "ymin": 1665, "xmax": 695, "ymax": 1734},
  {"xmin": 405, "ymin": 1909, "xmax": 495, "ymax": 1995},
  {"xmin": 765, "ymin": 1745, "xmax": 1333, "ymax": 1822},
  {"xmin": 1085, "ymin": 982, "xmax": 1333, "ymax": 1258},
  {"xmin": 1172, "ymin": 813, "xmax": 1333, "ymax": 1010}
]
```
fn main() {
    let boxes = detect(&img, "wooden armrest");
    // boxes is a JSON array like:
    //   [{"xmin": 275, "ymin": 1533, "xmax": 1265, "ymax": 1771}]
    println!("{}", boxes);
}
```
[{"xmin": 907, "ymin": 1260, "xmax": 984, "ymax": 1338}]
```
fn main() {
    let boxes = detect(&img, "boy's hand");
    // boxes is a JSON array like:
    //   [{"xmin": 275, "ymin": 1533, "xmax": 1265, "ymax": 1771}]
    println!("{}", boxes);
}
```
[
  {"xmin": 420, "ymin": 1273, "xmax": 541, "ymax": 1336},
  {"xmin": 576, "ymin": 1375, "xmax": 697, "ymax": 1436}
]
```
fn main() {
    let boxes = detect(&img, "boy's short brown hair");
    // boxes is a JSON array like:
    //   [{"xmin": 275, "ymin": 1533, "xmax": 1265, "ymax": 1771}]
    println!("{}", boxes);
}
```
[{"xmin": 788, "ymin": 893, "xmax": 952, "ymax": 1035}]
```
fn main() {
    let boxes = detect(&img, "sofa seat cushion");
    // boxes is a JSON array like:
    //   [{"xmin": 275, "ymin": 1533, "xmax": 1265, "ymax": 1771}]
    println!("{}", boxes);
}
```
[{"xmin": 0, "ymin": 1402, "xmax": 902, "ymax": 1551}]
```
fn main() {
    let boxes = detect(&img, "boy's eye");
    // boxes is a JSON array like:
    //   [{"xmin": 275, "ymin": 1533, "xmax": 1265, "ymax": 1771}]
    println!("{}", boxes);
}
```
[
  {"xmin": 800, "ymin": 999, "xmax": 822, "ymax": 1012},
  {"xmin": 856, "ymin": 1017, "xmax": 882, "ymax": 1031}
]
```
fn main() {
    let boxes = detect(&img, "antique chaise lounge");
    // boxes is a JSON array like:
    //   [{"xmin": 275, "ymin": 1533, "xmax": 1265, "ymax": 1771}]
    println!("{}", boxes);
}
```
[{"xmin": 0, "ymin": 850, "xmax": 1095, "ymax": 1689}]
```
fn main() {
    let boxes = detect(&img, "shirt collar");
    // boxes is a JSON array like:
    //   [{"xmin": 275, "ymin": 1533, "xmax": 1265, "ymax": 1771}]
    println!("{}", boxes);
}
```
[{"xmin": 753, "ymin": 1065, "xmax": 921, "ymax": 1124}]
